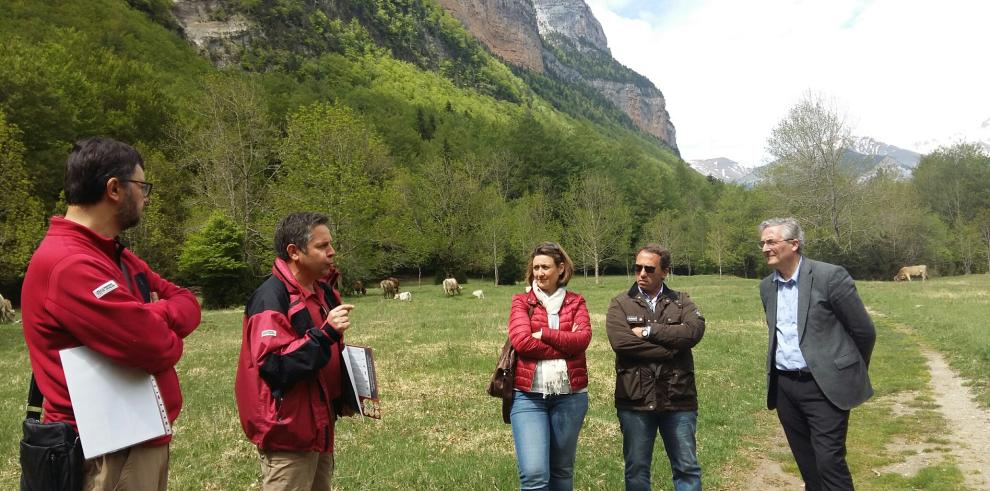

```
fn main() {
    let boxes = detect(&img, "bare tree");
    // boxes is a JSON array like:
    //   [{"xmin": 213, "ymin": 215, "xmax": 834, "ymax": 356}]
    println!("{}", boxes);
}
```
[
  {"xmin": 765, "ymin": 92, "xmax": 859, "ymax": 250},
  {"xmin": 565, "ymin": 174, "xmax": 632, "ymax": 284}
]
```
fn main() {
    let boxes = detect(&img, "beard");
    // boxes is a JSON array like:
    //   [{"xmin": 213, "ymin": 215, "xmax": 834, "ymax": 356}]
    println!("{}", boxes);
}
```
[{"xmin": 116, "ymin": 189, "xmax": 142, "ymax": 231}]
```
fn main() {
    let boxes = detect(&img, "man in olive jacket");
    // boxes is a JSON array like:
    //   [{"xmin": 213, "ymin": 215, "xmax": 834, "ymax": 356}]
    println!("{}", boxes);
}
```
[{"xmin": 606, "ymin": 244, "xmax": 705, "ymax": 491}]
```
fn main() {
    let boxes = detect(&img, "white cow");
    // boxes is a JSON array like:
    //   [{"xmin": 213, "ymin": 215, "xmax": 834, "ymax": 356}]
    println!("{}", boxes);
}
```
[
  {"xmin": 396, "ymin": 291, "xmax": 412, "ymax": 301},
  {"xmin": 442, "ymin": 278, "xmax": 461, "ymax": 296},
  {"xmin": 471, "ymin": 290, "xmax": 485, "ymax": 300},
  {"xmin": 894, "ymin": 265, "xmax": 928, "ymax": 282},
  {"xmin": 0, "ymin": 293, "xmax": 14, "ymax": 323}
]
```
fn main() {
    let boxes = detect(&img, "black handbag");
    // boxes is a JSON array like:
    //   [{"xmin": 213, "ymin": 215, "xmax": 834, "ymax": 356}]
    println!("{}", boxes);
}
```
[{"xmin": 20, "ymin": 375, "xmax": 84, "ymax": 491}]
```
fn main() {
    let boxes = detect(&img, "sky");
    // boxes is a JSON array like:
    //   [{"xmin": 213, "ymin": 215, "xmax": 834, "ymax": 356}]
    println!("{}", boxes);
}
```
[{"xmin": 583, "ymin": 0, "xmax": 990, "ymax": 167}]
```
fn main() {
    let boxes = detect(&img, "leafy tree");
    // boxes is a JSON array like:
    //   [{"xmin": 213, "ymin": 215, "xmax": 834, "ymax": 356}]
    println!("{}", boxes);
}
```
[
  {"xmin": 178, "ymin": 211, "xmax": 248, "ymax": 308},
  {"xmin": 0, "ymin": 112, "xmax": 46, "ymax": 286},
  {"xmin": 176, "ymin": 73, "xmax": 277, "ymax": 272},
  {"xmin": 270, "ymin": 102, "xmax": 392, "ymax": 286},
  {"xmin": 913, "ymin": 143, "xmax": 990, "ymax": 225}
]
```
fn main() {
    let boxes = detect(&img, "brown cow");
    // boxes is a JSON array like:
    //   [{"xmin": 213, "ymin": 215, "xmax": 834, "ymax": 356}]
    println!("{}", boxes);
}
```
[
  {"xmin": 352, "ymin": 280, "xmax": 366, "ymax": 295},
  {"xmin": 894, "ymin": 265, "xmax": 928, "ymax": 281},
  {"xmin": 380, "ymin": 278, "xmax": 399, "ymax": 298},
  {"xmin": 0, "ymin": 294, "xmax": 14, "ymax": 323}
]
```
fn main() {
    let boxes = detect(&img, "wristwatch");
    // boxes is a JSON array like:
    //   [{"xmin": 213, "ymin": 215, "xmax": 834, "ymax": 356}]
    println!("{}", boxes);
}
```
[{"xmin": 641, "ymin": 325, "xmax": 651, "ymax": 338}]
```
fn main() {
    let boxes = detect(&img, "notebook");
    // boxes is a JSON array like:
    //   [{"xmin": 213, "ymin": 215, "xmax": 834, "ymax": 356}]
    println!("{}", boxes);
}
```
[{"xmin": 59, "ymin": 346, "xmax": 171, "ymax": 458}]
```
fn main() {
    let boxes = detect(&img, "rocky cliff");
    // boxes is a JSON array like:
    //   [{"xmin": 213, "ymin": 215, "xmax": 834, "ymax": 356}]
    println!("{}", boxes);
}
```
[
  {"xmin": 438, "ymin": 0, "xmax": 677, "ymax": 150},
  {"xmin": 172, "ymin": 0, "xmax": 252, "ymax": 68},
  {"xmin": 433, "ymin": 0, "xmax": 545, "ymax": 72}
]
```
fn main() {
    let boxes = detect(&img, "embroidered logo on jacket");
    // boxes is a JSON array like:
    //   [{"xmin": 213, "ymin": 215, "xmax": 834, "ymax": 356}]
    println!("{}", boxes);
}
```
[
  {"xmin": 92, "ymin": 280, "xmax": 119, "ymax": 299},
  {"xmin": 260, "ymin": 329, "xmax": 277, "ymax": 337}
]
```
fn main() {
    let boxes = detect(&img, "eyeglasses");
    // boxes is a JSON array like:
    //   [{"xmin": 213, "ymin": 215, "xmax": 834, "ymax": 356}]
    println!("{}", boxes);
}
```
[
  {"xmin": 121, "ymin": 179, "xmax": 153, "ymax": 197},
  {"xmin": 633, "ymin": 264, "xmax": 656, "ymax": 274},
  {"xmin": 758, "ymin": 239, "xmax": 793, "ymax": 249}
]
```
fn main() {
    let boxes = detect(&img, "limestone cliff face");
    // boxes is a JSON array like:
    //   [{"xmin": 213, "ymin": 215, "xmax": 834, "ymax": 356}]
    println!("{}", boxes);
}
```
[
  {"xmin": 172, "ymin": 0, "xmax": 253, "ymax": 68},
  {"xmin": 434, "ymin": 0, "xmax": 544, "ymax": 72},
  {"xmin": 532, "ymin": 0, "xmax": 608, "ymax": 54},
  {"xmin": 439, "ymin": 0, "xmax": 677, "ymax": 150}
]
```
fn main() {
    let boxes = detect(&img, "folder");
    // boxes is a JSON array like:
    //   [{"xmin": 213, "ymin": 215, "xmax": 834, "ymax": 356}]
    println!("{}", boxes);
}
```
[
  {"xmin": 59, "ymin": 346, "xmax": 171, "ymax": 458},
  {"xmin": 341, "ymin": 345, "xmax": 381, "ymax": 419}
]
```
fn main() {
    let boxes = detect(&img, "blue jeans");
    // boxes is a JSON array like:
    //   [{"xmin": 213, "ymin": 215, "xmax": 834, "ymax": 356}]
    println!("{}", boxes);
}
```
[
  {"xmin": 510, "ymin": 391, "xmax": 589, "ymax": 491},
  {"xmin": 617, "ymin": 409, "xmax": 701, "ymax": 491}
]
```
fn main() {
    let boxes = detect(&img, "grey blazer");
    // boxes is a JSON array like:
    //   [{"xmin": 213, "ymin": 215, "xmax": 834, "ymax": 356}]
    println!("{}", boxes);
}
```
[{"xmin": 760, "ymin": 258, "xmax": 876, "ymax": 411}]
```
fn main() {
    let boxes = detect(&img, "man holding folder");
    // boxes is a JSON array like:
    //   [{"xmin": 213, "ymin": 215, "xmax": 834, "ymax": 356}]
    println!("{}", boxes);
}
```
[
  {"xmin": 21, "ymin": 138, "xmax": 202, "ymax": 490},
  {"xmin": 236, "ymin": 212, "xmax": 355, "ymax": 490}
]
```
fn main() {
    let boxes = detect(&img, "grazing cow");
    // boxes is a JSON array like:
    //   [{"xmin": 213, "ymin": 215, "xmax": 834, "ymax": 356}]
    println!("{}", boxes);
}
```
[
  {"xmin": 0, "ymin": 294, "xmax": 14, "ymax": 323},
  {"xmin": 380, "ymin": 278, "xmax": 399, "ymax": 298},
  {"xmin": 472, "ymin": 289, "xmax": 485, "ymax": 300},
  {"xmin": 352, "ymin": 280, "xmax": 366, "ymax": 296},
  {"xmin": 894, "ymin": 265, "xmax": 928, "ymax": 282},
  {"xmin": 442, "ymin": 278, "xmax": 461, "ymax": 296},
  {"xmin": 396, "ymin": 291, "xmax": 412, "ymax": 301}
]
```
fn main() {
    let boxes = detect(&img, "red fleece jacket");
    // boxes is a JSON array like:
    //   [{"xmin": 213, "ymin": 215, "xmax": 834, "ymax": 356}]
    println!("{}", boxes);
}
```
[{"xmin": 21, "ymin": 217, "xmax": 201, "ymax": 446}]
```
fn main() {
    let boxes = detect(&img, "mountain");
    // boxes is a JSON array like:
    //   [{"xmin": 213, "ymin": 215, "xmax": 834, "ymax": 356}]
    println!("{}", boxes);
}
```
[
  {"xmin": 688, "ymin": 158, "xmax": 749, "ymax": 182},
  {"xmin": 433, "ymin": 0, "xmax": 678, "ymax": 150}
]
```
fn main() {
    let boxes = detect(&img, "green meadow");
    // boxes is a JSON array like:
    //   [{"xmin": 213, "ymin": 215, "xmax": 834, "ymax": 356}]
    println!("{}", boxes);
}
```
[{"xmin": 2, "ymin": 274, "xmax": 988, "ymax": 489}]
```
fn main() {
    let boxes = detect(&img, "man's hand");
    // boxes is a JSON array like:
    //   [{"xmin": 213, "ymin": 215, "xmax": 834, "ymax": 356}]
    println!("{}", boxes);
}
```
[
  {"xmin": 327, "ymin": 304, "xmax": 355, "ymax": 333},
  {"xmin": 631, "ymin": 327, "xmax": 645, "ymax": 338}
]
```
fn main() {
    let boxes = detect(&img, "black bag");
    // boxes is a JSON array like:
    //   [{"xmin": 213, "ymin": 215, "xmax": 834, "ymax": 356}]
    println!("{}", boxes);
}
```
[{"xmin": 20, "ymin": 375, "xmax": 84, "ymax": 491}]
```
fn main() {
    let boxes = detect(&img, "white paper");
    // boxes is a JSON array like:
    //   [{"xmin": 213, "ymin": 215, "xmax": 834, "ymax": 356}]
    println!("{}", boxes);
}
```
[
  {"xmin": 60, "ymin": 346, "xmax": 171, "ymax": 458},
  {"xmin": 345, "ymin": 346, "xmax": 373, "ymax": 398}
]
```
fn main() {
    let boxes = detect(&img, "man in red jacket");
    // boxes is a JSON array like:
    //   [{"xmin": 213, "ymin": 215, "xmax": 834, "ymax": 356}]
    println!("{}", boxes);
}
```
[
  {"xmin": 21, "ymin": 138, "xmax": 202, "ymax": 490},
  {"xmin": 235, "ymin": 212, "xmax": 355, "ymax": 490}
]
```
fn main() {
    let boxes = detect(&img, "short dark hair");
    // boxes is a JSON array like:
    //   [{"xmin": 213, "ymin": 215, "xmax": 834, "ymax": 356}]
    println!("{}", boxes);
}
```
[
  {"xmin": 525, "ymin": 242, "xmax": 574, "ymax": 287},
  {"xmin": 637, "ymin": 244, "xmax": 672, "ymax": 271},
  {"xmin": 274, "ymin": 212, "xmax": 330, "ymax": 261},
  {"xmin": 64, "ymin": 137, "xmax": 144, "ymax": 205}
]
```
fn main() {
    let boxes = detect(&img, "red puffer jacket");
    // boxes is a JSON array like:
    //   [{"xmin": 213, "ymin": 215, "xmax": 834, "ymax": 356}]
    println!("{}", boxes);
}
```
[{"xmin": 508, "ymin": 290, "xmax": 592, "ymax": 392}]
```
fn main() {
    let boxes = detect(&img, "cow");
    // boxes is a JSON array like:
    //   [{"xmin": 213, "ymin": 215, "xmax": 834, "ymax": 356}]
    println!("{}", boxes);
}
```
[
  {"xmin": 352, "ymin": 280, "xmax": 366, "ymax": 296},
  {"xmin": 442, "ymin": 278, "xmax": 461, "ymax": 296},
  {"xmin": 380, "ymin": 278, "xmax": 399, "ymax": 298},
  {"xmin": 395, "ymin": 291, "xmax": 412, "ymax": 301},
  {"xmin": 472, "ymin": 289, "xmax": 485, "ymax": 300},
  {"xmin": 894, "ymin": 265, "xmax": 928, "ymax": 282},
  {"xmin": 0, "ymin": 294, "xmax": 14, "ymax": 323}
]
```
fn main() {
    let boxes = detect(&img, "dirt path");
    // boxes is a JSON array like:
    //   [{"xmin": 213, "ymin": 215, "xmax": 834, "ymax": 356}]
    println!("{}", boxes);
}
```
[
  {"xmin": 913, "ymin": 349, "xmax": 990, "ymax": 490},
  {"xmin": 740, "ymin": 349, "xmax": 990, "ymax": 490}
]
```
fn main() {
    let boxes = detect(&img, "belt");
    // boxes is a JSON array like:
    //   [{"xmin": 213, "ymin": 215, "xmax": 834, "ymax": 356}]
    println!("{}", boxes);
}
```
[{"xmin": 777, "ymin": 369, "xmax": 814, "ymax": 381}]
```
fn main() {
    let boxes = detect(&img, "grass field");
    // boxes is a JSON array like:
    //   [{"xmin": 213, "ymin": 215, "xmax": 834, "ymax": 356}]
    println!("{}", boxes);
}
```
[{"xmin": 1, "ymin": 273, "xmax": 987, "ymax": 489}]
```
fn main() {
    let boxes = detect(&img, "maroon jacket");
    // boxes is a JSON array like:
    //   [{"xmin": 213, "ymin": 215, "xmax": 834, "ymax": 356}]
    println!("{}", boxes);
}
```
[
  {"xmin": 235, "ymin": 258, "xmax": 345, "ymax": 452},
  {"xmin": 508, "ymin": 290, "xmax": 592, "ymax": 392},
  {"xmin": 21, "ymin": 217, "xmax": 201, "ymax": 446}
]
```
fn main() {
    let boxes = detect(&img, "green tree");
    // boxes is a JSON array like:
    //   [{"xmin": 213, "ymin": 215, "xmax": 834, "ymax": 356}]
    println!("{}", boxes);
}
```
[
  {"xmin": 178, "ymin": 211, "xmax": 248, "ymax": 308},
  {"xmin": 271, "ymin": 102, "xmax": 392, "ymax": 285},
  {"xmin": 0, "ymin": 112, "xmax": 46, "ymax": 286}
]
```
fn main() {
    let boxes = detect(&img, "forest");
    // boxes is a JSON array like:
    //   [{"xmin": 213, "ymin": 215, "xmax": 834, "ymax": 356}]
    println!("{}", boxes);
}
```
[{"xmin": 1, "ymin": 0, "xmax": 989, "ymax": 307}]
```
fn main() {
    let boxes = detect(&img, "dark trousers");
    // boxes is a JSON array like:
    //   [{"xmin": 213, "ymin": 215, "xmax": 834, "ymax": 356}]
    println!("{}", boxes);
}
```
[{"xmin": 774, "ymin": 371, "xmax": 854, "ymax": 491}]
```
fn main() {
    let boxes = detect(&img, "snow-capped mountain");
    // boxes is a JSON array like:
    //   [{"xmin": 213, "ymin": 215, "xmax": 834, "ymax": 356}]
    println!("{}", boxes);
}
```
[{"xmin": 687, "ymin": 157, "xmax": 749, "ymax": 182}]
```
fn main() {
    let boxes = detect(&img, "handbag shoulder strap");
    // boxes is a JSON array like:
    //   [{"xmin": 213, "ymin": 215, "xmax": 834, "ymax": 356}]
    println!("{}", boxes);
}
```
[{"xmin": 26, "ymin": 374, "xmax": 43, "ymax": 420}]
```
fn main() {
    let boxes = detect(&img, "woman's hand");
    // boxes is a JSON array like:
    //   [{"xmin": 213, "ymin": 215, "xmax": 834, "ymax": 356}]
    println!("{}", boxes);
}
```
[{"xmin": 531, "ymin": 330, "xmax": 542, "ymax": 340}]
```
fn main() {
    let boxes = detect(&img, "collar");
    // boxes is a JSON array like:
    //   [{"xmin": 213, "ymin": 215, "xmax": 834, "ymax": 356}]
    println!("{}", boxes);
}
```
[
  {"xmin": 272, "ymin": 257, "xmax": 340, "ymax": 301},
  {"xmin": 637, "ymin": 284, "xmax": 664, "ymax": 303},
  {"xmin": 626, "ymin": 282, "xmax": 677, "ymax": 302},
  {"xmin": 49, "ymin": 216, "xmax": 121, "ymax": 261},
  {"xmin": 773, "ymin": 256, "xmax": 803, "ymax": 285}
]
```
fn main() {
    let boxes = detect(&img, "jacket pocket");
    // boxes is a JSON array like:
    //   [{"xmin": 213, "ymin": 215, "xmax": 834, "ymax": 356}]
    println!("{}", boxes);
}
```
[
  {"xmin": 615, "ymin": 368, "xmax": 644, "ymax": 402},
  {"xmin": 834, "ymin": 351, "xmax": 860, "ymax": 370},
  {"xmin": 668, "ymin": 368, "xmax": 696, "ymax": 401}
]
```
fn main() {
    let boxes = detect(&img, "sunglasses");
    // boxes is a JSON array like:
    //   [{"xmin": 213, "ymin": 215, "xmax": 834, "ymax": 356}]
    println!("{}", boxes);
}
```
[{"xmin": 633, "ymin": 264, "xmax": 656, "ymax": 274}]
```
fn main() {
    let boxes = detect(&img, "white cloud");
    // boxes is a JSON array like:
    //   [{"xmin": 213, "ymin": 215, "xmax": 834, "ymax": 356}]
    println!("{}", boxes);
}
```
[{"xmin": 586, "ymin": 0, "xmax": 990, "ymax": 166}]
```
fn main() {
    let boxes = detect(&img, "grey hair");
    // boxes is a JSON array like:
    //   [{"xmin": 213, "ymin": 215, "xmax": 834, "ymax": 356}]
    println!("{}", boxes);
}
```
[{"xmin": 758, "ymin": 217, "xmax": 804, "ymax": 252}]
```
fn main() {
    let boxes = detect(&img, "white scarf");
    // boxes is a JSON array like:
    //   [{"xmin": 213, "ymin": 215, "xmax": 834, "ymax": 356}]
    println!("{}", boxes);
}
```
[{"xmin": 532, "ymin": 281, "xmax": 570, "ymax": 395}]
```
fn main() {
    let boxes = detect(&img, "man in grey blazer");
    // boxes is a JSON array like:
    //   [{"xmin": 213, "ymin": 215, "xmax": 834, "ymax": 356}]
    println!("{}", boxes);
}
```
[{"xmin": 758, "ymin": 217, "xmax": 876, "ymax": 491}]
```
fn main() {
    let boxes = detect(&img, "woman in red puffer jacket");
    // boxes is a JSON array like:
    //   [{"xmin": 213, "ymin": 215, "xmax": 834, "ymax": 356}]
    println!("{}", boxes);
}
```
[{"xmin": 506, "ymin": 242, "xmax": 592, "ymax": 491}]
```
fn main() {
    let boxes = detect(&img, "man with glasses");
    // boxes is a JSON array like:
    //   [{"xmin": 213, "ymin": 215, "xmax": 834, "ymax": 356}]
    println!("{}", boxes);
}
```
[
  {"xmin": 21, "ymin": 137, "xmax": 201, "ymax": 489},
  {"xmin": 606, "ymin": 244, "xmax": 705, "ymax": 491},
  {"xmin": 758, "ymin": 217, "xmax": 875, "ymax": 491}
]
